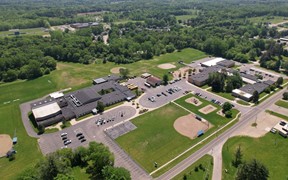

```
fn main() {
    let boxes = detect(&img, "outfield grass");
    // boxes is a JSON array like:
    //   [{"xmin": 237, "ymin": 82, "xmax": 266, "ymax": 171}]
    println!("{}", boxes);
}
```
[
  {"xmin": 116, "ymin": 103, "xmax": 191, "ymax": 173},
  {"xmin": 207, "ymin": 89, "xmax": 235, "ymax": 101},
  {"xmin": 0, "ymin": 48, "xmax": 206, "ymax": 178},
  {"xmin": 174, "ymin": 94, "xmax": 239, "ymax": 126},
  {"xmin": 275, "ymin": 100, "xmax": 288, "ymax": 109},
  {"xmin": 172, "ymin": 155, "xmax": 213, "ymax": 180},
  {"xmin": 222, "ymin": 133, "xmax": 288, "ymax": 180}
]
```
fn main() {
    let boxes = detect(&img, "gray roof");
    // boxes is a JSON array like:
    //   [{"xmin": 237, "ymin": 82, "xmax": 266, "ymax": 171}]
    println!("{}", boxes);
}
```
[
  {"xmin": 93, "ymin": 78, "xmax": 107, "ymax": 84},
  {"xmin": 216, "ymin": 60, "xmax": 235, "ymax": 67},
  {"xmin": 240, "ymin": 73, "xmax": 258, "ymax": 82},
  {"xmin": 263, "ymin": 80, "xmax": 275, "ymax": 86},
  {"xmin": 73, "ymin": 88, "xmax": 101, "ymax": 105},
  {"xmin": 239, "ymin": 82, "xmax": 269, "ymax": 94},
  {"xmin": 190, "ymin": 65, "xmax": 222, "ymax": 82}
]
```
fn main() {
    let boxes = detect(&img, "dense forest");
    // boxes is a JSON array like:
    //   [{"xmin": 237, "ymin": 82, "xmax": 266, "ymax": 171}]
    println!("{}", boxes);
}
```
[{"xmin": 1, "ymin": 0, "xmax": 288, "ymax": 82}]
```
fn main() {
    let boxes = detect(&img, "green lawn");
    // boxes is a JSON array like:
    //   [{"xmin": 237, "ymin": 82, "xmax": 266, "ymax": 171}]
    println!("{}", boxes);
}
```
[
  {"xmin": 275, "ymin": 100, "xmax": 288, "ymax": 109},
  {"xmin": 172, "ymin": 155, "xmax": 213, "ymax": 180},
  {"xmin": 248, "ymin": 16, "xmax": 288, "ymax": 24},
  {"xmin": 266, "ymin": 110, "xmax": 288, "ymax": 121},
  {"xmin": 236, "ymin": 100, "xmax": 250, "ymax": 106},
  {"xmin": 0, "ymin": 28, "xmax": 49, "ymax": 37},
  {"xmin": 174, "ymin": 94, "xmax": 239, "ymax": 126},
  {"xmin": 116, "ymin": 103, "xmax": 191, "ymax": 173},
  {"xmin": 207, "ymin": 89, "xmax": 235, "ymax": 101},
  {"xmin": 222, "ymin": 133, "xmax": 288, "ymax": 180},
  {"xmin": 0, "ymin": 48, "xmax": 206, "ymax": 179}
]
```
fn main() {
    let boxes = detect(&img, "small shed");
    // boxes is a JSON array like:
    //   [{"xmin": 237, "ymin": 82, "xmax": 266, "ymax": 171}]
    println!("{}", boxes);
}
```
[
  {"xmin": 146, "ymin": 76, "xmax": 162, "ymax": 87},
  {"xmin": 141, "ymin": 73, "xmax": 151, "ymax": 79}
]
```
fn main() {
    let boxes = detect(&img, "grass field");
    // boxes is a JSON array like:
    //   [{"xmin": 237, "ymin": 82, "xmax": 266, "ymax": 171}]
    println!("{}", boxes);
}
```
[
  {"xmin": 248, "ymin": 16, "xmax": 288, "ymax": 24},
  {"xmin": 222, "ymin": 133, "xmax": 288, "ymax": 180},
  {"xmin": 0, "ymin": 28, "xmax": 49, "ymax": 37},
  {"xmin": 207, "ymin": 89, "xmax": 235, "ymax": 101},
  {"xmin": 275, "ymin": 100, "xmax": 288, "ymax": 109},
  {"xmin": 174, "ymin": 94, "xmax": 239, "ymax": 126},
  {"xmin": 116, "ymin": 103, "xmax": 191, "ymax": 173},
  {"xmin": 172, "ymin": 155, "xmax": 213, "ymax": 180},
  {"xmin": 0, "ymin": 48, "xmax": 206, "ymax": 179}
]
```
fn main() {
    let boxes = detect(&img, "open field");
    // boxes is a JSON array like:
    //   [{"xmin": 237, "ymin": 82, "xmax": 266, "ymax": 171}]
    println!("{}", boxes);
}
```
[
  {"xmin": 222, "ymin": 133, "xmax": 288, "ymax": 180},
  {"xmin": 0, "ymin": 48, "xmax": 206, "ymax": 178},
  {"xmin": 172, "ymin": 155, "xmax": 213, "ymax": 180},
  {"xmin": 248, "ymin": 16, "xmax": 288, "ymax": 24},
  {"xmin": 116, "ymin": 103, "xmax": 191, "ymax": 173},
  {"xmin": 0, "ymin": 28, "xmax": 49, "ymax": 37},
  {"xmin": 275, "ymin": 100, "xmax": 288, "ymax": 109}
]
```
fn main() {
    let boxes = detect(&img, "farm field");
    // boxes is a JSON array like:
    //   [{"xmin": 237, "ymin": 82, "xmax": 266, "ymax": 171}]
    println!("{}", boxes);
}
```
[
  {"xmin": 222, "ymin": 133, "xmax": 288, "ymax": 180},
  {"xmin": 172, "ymin": 155, "xmax": 213, "ymax": 180},
  {"xmin": 0, "ymin": 48, "xmax": 206, "ymax": 178}
]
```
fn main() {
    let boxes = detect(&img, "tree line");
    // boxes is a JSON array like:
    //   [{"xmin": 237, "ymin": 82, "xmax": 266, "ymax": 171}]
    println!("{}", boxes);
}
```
[{"xmin": 17, "ymin": 142, "xmax": 131, "ymax": 180}]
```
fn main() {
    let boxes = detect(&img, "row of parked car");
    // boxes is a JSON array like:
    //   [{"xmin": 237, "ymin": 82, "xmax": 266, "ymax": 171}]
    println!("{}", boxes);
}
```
[
  {"xmin": 95, "ymin": 117, "xmax": 115, "ymax": 126},
  {"xmin": 148, "ymin": 86, "xmax": 182, "ymax": 102},
  {"xmin": 60, "ymin": 131, "xmax": 86, "ymax": 147}
]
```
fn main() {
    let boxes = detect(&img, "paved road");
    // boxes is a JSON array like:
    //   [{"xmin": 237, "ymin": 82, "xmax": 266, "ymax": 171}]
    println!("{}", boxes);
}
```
[{"xmin": 156, "ymin": 87, "xmax": 287, "ymax": 180}]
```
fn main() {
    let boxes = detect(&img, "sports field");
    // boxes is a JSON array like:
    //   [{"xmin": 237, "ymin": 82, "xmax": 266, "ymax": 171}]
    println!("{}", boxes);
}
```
[
  {"xmin": 222, "ymin": 133, "xmax": 288, "ymax": 180},
  {"xmin": 174, "ymin": 94, "xmax": 239, "ymax": 126},
  {"xmin": 116, "ymin": 103, "xmax": 191, "ymax": 173},
  {"xmin": 0, "ymin": 48, "xmax": 206, "ymax": 178}
]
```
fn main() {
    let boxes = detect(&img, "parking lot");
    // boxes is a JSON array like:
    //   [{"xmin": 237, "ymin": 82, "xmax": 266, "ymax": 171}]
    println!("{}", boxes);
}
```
[{"xmin": 38, "ymin": 106, "xmax": 136, "ymax": 155}]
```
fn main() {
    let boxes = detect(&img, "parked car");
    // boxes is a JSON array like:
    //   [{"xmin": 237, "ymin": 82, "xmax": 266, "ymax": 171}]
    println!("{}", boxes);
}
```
[
  {"xmin": 81, "ymin": 139, "xmax": 86, "ymax": 143},
  {"xmin": 270, "ymin": 128, "xmax": 277, "ymax": 134},
  {"xmin": 62, "ymin": 137, "xmax": 68, "ymax": 141},
  {"xmin": 156, "ymin": 93, "xmax": 161, "ymax": 97},
  {"xmin": 280, "ymin": 121, "xmax": 286, "ymax": 126},
  {"xmin": 60, "ymin": 133, "xmax": 67, "ymax": 137},
  {"xmin": 162, "ymin": 92, "xmax": 167, "ymax": 96},
  {"xmin": 64, "ymin": 140, "xmax": 71, "ymax": 145},
  {"xmin": 78, "ymin": 135, "xmax": 85, "ymax": 140},
  {"xmin": 76, "ymin": 132, "xmax": 83, "ymax": 137}
]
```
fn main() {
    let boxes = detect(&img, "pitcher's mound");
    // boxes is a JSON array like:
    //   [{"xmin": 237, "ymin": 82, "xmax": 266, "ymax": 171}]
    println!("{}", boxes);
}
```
[
  {"xmin": 110, "ymin": 67, "xmax": 125, "ymax": 74},
  {"xmin": 174, "ymin": 114, "xmax": 209, "ymax": 139},
  {"xmin": 157, "ymin": 63, "xmax": 176, "ymax": 69},
  {"xmin": 0, "ymin": 134, "xmax": 13, "ymax": 157},
  {"xmin": 199, "ymin": 105, "xmax": 217, "ymax": 114}
]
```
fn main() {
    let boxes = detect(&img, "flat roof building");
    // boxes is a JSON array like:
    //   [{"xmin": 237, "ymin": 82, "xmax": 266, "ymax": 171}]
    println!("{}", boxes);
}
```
[
  {"xmin": 216, "ymin": 60, "xmax": 235, "ymax": 68},
  {"xmin": 32, "ymin": 101, "xmax": 61, "ymax": 121},
  {"xmin": 201, "ymin": 58, "xmax": 225, "ymax": 67}
]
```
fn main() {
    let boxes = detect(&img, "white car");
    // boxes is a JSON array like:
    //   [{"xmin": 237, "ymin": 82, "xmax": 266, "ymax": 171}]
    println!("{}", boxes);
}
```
[
  {"xmin": 60, "ymin": 132, "xmax": 67, "ymax": 137},
  {"xmin": 64, "ymin": 140, "xmax": 72, "ymax": 145}
]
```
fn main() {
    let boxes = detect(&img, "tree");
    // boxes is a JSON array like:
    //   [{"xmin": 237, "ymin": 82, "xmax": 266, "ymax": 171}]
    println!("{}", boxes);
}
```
[
  {"xmin": 96, "ymin": 101, "xmax": 105, "ymax": 113},
  {"xmin": 232, "ymin": 145, "xmax": 243, "ymax": 168},
  {"xmin": 225, "ymin": 80, "xmax": 234, "ymax": 93},
  {"xmin": 225, "ymin": 110, "xmax": 232, "ymax": 118},
  {"xmin": 38, "ymin": 124, "xmax": 45, "ymax": 134},
  {"xmin": 236, "ymin": 159, "xmax": 269, "ymax": 180},
  {"xmin": 102, "ymin": 166, "xmax": 131, "ymax": 180},
  {"xmin": 208, "ymin": 72, "xmax": 225, "ymax": 92},
  {"xmin": 276, "ymin": 77, "xmax": 283, "ymax": 87},
  {"xmin": 283, "ymin": 92, "xmax": 288, "ymax": 100},
  {"xmin": 163, "ymin": 74, "xmax": 169, "ymax": 86},
  {"xmin": 119, "ymin": 68, "xmax": 129, "ymax": 79},
  {"xmin": 222, "ymin": 102, "xmax": 232, "ymax": 113},
  {"xmin": 252, "ymin": 91, "xmax": 259, "ymax": 103}
]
